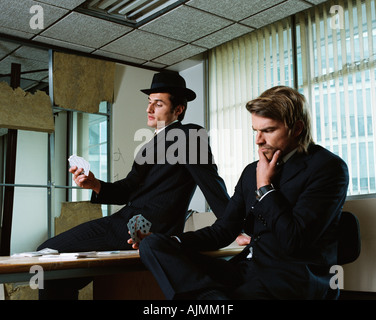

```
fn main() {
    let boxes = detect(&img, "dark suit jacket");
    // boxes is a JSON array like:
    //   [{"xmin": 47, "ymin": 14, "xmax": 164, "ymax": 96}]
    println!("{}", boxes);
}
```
[
  {"xmin": 179, "ymin": 144, "xmax": 349, "ymax": 299},
  {"xmin": 91, "ymin": 121, "xmax": 229, "ymax": 238}
]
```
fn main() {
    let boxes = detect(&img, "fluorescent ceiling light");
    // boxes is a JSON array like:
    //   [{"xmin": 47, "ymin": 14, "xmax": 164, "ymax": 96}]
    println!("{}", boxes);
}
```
[{"xmin": 81, "ymin": 0, "xmax": 184, "ymax": 25}]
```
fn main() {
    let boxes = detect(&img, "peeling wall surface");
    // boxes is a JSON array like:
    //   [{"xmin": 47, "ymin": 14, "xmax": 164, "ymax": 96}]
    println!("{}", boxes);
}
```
[
  {"xmin": 55, "ymin": 201, "xmax": 103, "ymax": 235},
  {"xmin": 0, "ymin": 82, "xmax": 54, "ymax": 133},
  {"xmin": 53, "ymin": 52, "xmax": 115, "ymax": 113}
]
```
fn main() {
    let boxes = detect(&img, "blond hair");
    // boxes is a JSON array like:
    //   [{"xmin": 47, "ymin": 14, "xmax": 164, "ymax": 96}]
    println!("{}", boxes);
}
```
[{"xmin": 246, "ymin": 86, "xmax": 314, "ymax": 153}]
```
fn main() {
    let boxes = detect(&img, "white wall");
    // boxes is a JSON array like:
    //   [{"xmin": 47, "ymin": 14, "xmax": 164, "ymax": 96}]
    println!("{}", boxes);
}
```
[
  {"xmin": 111, "ymin": 64, "xmax": 155, "ymax": 183},
  {"xmin": 179, "ymin": 62, "xmax": 207, "ymax": 212},
  {"xmin": 180, "ymin": 62, "xmax": 206, "ymax": 128}
]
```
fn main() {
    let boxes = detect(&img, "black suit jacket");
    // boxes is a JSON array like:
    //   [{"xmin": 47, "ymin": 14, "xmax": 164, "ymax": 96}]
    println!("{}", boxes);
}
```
[
  {"xmin": 91, "ymin": 121, "xmax": 229, "ymax": 237},
  {"xmin": 179, "ymin": 144, "xmax": 349, "ymax": 299}
]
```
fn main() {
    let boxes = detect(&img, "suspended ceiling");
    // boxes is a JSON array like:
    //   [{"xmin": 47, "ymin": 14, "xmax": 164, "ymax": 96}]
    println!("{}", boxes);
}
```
[{"xmin": 0, "ymin": 0, "xmax": 330, "ymax": 91}]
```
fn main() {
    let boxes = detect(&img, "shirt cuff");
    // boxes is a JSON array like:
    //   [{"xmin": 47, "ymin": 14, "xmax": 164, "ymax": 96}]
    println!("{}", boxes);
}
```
[
  {"xmin": 258, "ymin": 189, "xmax": 276, "ymax": 201},
  {"xmin": 171, "ymin": 236, "xmax": 182, "ymax": 243}
]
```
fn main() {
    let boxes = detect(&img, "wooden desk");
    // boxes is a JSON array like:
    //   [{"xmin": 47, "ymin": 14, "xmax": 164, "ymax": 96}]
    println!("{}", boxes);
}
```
[
  {"xmin": 0, "ymin": 246, "xmax": 242, "ymax": 299},
  {"xmin": 0, "ymin": 251, "xmax": 142, "ymax": 283}
]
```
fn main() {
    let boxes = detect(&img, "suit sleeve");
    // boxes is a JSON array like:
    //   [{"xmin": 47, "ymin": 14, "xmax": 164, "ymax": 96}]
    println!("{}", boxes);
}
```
[
  {"xmin": 184, "ymin": 162, "xmax": 229, "ymax": 218},
  {"xmin": 90, "ymin": 163, "xmax": 141, "ymax": 205},
  {"xmin": 178, "ymin": 167, "xmax": 249, "ymax": 251},
  {"xmin": 182, "ymin": 127, "xmax": 230, "ymax": 218}
]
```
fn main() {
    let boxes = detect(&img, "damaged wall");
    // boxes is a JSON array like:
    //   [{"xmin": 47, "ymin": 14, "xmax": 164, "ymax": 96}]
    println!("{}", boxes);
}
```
[
  {"xmin": 55, "ymin": 201, "xmax": 103, "ymax": 235},
  {"xmin": 0, "ymin": 82, "xmax": 54, "ymax": 133},
  {"xmin": 53, "ymin": 52, "xmax": 115, "ymax": 113}
]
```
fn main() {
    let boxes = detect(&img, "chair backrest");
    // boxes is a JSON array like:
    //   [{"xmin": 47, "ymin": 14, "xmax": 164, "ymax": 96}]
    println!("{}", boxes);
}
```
[{"xmin": 337, "ymin": 211, "xmax": 361, "ymax": 265}]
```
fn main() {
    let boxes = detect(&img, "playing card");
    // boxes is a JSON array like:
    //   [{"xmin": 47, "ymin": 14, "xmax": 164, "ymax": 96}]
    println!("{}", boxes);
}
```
[
  {"xmin": 127, "ymin": 214, "xmax": 152, "ymax": 243},
  {"xmin": 137, "ymin": 215, "xmax": 152, "ymax": 234},
  {"xmin": 127, "ymin": 215, "xmax": 140, "ymax": 243},
  {"xmin": 68, "ymin": 155, "xmax": 90, "ymax": 176}
]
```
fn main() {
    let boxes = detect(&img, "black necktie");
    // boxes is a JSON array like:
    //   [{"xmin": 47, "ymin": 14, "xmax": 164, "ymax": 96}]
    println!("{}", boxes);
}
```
[{"xmin": 272, "ymin": 160, "xmax": 284, "ymax": 188}]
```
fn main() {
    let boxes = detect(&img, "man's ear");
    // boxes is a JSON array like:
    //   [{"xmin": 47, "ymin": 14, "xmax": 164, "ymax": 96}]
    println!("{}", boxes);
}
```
[
  {"xmin": 293, "ymin": 120, "xmax": 304, "ymax": 137},
  {"xmin": 174, "ymin": 105, "xmax": 185, "ymax": 116}
]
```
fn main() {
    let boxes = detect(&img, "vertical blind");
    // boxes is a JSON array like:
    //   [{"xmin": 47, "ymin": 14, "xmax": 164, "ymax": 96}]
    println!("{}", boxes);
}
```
[
  {"xmin": 208, "ymin": 0, "xmax": 376, "ymax": 196},
  {"xmin": 297, "ymin": 0, "xmax": 376, "ymax": 195},
  {"xmin": 209, "ymin": 18, "xmax": 294, "ymax": 193}
]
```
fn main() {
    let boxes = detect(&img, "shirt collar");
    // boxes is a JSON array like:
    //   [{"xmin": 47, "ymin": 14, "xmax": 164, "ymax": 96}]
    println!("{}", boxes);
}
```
[
  {"xmin": 155, "ymin": 120, "xmax": 179, "ymax": 135},
  {"xmin": 282, "ymin": 148, "xmax": 298, "ymax": 164}
]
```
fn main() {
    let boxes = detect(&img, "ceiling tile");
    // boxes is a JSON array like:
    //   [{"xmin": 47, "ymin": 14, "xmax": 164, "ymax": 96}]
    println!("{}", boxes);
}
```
[
  {"xmin": 0, "ymin": 76, "xmax": 46, "ymax": 91},
  {"xmin": 40, "ymin": 12, "xmax": 133, "ymax": 48},
  {"xmin": 101, "ymin": 30, "xmax": 184, "ymax": 61},
  {"xmin": 187, "ymin": 0, "xmax": 285, "ymax": 21},
  {"xmin": 140, "ymin": 5, "xmax": 232, "ymax": 43},
  {"xmin": 0, "ymin": 0, "xmax": 68, "ymax": 35},
  {"xmin": 152, "ymin": 44, "xmax": 206, "ymax": 65},
  {"xmin": 93, "ymin": 49, "xmax": 147, "ymax": 65},
  {"xmin": 33, "ymin": 35, "xmax": 95, "ymax": 53},
  {"xmin": 0, "ymin": 27, "xmax": 35, "ymax": 40},
  {"xmin": 142, "ymin": 61, "xmax": 167, "ymax": 69},
  {"xmin": 192, "ymin": 23, "xmax": 254, "ymax": 49},
  {"xmin": 13, "ymin": 46, "xmax": 49, "ymax": 62},
  {"xmin": 22, "ymin": 70, "xmax": 49, "ymax": 82},
  {"xmin": 0, "ymin": 40, "xmax": 21, "ymax": 60},
  {"xmin": 241, "ymin": 0, "xmax": 312, "ymax": 29},
  {"xmin": 36, "ymin": 0, "xmax": 86, "ymax": 10},
  {"xmin": 0, "ymin": 55, "xmax": 48, "ymax": 77}
]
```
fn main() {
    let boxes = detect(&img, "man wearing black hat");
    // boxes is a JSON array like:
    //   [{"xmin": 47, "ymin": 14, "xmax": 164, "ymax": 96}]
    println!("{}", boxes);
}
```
[{"xmin": 37, "ymin": 72, "xmax": 230, "ymax": 299}]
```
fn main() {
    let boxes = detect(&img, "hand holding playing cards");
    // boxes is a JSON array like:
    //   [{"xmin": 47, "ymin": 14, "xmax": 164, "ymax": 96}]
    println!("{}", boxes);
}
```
[
  {"xmin": 127, "ymin": 230, "xmax": 151, "ymax": 249},
  {"xmin": 68, "ymin": 155, "xmax": 101, "ymax": 194},
  {"xmin": 69, "ymin": 166, "xmax": 101, "ymax": 194},
  {"xmin": 127, "ymin": 214, "xmax": 152, "ymax": 249}
]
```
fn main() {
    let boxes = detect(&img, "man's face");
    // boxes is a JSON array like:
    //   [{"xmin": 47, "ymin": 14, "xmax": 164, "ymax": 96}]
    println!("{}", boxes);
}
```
[
  {"xmin": 146, "ymin": 93, "xmax": 183, "ymax": 129},
  {"xmin": 252, "ymin": 113, "xmax": 299, "ymax": 161}
]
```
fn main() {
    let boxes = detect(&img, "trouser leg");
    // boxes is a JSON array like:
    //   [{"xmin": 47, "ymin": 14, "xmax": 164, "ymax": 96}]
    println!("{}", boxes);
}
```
[
  {"xmin": 37, "ymin": 215, "xmax": 132, "ymax": 300},
  {"xmin": 37, "ymin": 215, "xmax": 130, "ymax": 252},
  {"xmin": 139, "ymin": 233, "xmax": 244, "ymax": 300}
]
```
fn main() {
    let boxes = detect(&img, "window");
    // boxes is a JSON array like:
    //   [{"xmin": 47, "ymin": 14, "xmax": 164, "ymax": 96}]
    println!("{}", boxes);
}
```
[
  {"xmin": 208, "ymin": 0, "xmax": 376, "ymax": 197},
  {"xmin": 54, "ymin": 102, "xmax": 110, "ymax": 220},
  {"xmin": 297, "ymin": 0, "xmax": 376, "ymax": 195},
  {"xmin": 0, "ymin": 45, "xmax": 112, "ymax": 253},
  {"xmin": 0, "ymin": 104, "xmax": 110, "ymax": 253}
]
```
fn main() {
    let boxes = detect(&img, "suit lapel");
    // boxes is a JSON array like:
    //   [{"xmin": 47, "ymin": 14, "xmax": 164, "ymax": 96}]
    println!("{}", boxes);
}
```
[{"xmin": 278, "ymin": 151, "xmax": 310, "ymax": 187}]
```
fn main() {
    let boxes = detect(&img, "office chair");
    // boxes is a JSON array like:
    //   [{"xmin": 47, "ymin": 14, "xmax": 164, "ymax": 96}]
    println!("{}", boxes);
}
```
[
  {"xmin": 326, "ymin": 211, "xmax": 361, "ymax": 299},
  {"xmin": 337, "ymin": 211, "xmax": 361, "ymax": 265}
]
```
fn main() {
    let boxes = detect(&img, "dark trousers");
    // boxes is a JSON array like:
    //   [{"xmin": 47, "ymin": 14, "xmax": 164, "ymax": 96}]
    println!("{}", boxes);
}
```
[
  {"xmin": 37, "ymin": 214, "xmax": 132, "ymax": 300},
  {"xmin": 139, "ymin": 233, "xmax": 272, "ymax": 300}
]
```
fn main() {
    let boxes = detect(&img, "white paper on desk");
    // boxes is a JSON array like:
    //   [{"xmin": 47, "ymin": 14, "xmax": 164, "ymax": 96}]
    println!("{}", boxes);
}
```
[
  {"xmin": 38, "ymin": 253, "xmax": 78, "ymax": 260},
  {"xmin": 77, "ymin": 251, "xmax": 120, "ymax": 258},
  {"xmin": 68, "ymin": 154, "xmax": 90, "ymax": 176},
  {"xmin": 12, "ymin": 248, "xmax": 59, "ymax": 257}
]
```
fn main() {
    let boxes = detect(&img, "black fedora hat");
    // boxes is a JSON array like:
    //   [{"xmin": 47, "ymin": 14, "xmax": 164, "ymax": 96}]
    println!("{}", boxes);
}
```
[{"xmin": 141, "ymin": 72, "xmax": 196, "ymax": 101}]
